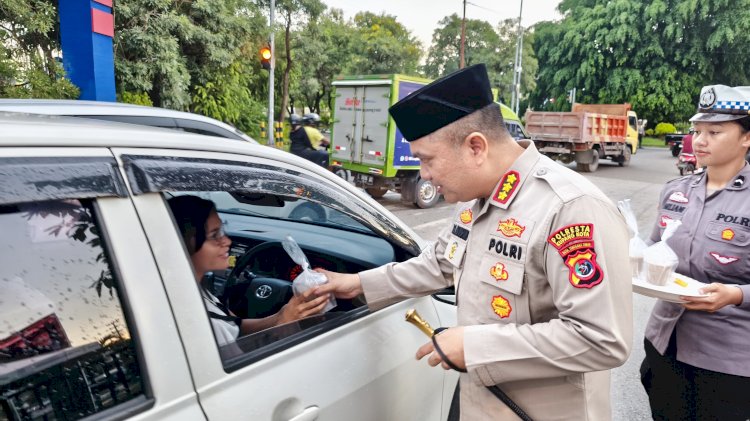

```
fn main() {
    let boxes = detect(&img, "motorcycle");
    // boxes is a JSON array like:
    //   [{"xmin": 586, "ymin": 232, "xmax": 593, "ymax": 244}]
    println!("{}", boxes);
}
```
[{"xmin": 677, "ymin": 152, "xmax": 697, "ymax": 176}]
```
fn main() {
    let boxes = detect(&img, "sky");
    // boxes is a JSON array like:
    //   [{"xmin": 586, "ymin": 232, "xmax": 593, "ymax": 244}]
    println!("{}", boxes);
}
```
[{"xmin": 322, "ymin": 0, "xmax": 563, "ymax": 47}]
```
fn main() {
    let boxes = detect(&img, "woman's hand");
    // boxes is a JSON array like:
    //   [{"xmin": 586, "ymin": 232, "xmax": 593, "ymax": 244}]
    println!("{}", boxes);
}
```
[
  {"xmin": 277, "ymin": 289, "xmax": 330, "ymax": 325},
  {"xmin": 681, "ymin": 283, "xmax": 743, "ymax": 312}
]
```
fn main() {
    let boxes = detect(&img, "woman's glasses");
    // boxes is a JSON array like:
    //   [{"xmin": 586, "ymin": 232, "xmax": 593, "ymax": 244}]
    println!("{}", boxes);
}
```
[{"xmin": 206, "ymin": 223, "xmax": 228, "ymax": 243}]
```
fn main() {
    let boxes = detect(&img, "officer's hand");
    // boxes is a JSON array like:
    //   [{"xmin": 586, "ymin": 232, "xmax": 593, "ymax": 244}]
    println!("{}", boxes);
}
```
[
  {"xmin": 312, "ymin": 268, "xmax": 363, "ymax": 299},
  {"xmin": 681, "ymin": 282, "xmax": 743, "ymax": 312},
  {"xmin": 416, "ymin": 327, "xmax": 465, "ymax": 371}
]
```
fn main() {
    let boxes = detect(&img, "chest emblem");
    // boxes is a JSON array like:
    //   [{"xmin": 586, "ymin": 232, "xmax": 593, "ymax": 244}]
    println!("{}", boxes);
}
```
[
  {"xmin": 460, "ymin": 209, "xmax": 473, "ymax": 224},
  {"xmin": 659, "ymin": 214, "xmax": 673, "ymax": 228},
  {"xmin": 492, "ymin": 170, "xmax": 520, "ymax": 205},
  {"xmin": 491, "ymin": 294, "xmax": 512, "ymax": 319},
  {"xmin": 709, "ymin": 252, "xmax": 739, "ymax": 265},
  {"xmin": 548, "ymin": 223, "xmax": 603, "ymax": 289},
  {"xmin": 668, "ymin": 191, "xmax": 689, "ymax": 203},
  {"xmin": 721, "ymin": 228, "xmax": 735, "ymax": 241},
  {"xmin": 489, "ymin": 262, "xmax": 509, "ymax": 281},
  {"xmin": 497, "ymin": 218, "xmax": 526, "ymax": 238},
  {"xmin": 448, "ymin": 241, "xmax": 458, "ymax": 259}
]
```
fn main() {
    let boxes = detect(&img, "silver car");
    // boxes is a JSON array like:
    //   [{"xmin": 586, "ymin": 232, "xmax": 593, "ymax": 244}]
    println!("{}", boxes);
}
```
[{"xmin": 0, "ymin": 113, "xmax": 457, "ymax": 421}]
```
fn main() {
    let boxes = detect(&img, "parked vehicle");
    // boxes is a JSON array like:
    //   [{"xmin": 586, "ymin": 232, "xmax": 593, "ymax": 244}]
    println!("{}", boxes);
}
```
[
  {"xmin": 330, "ymin": 74, "xmax": 526, "ymax": 208},
  {"xmin": 525, "ymin": 103, "xmax": 639, "ymax": 172},
  {"xmin": 0, "ymin": 99, "xmax": 257, "ymax": 143},
  {"xmin": 677, "ymin": 152, "xmax": 697, "ymax": 175},
  {"xmin": 665, "ymin": 133, "xmax": 686, "ymax": 157},
  {"xmin": 0, "ymin": 113, "xmax": 458, "ymax": 421}
]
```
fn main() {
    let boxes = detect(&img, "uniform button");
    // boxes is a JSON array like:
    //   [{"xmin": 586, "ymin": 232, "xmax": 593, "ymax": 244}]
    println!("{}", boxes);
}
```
[{"xmin": 536, "ymin": 168, "xmax": 548, "ymax": 176}]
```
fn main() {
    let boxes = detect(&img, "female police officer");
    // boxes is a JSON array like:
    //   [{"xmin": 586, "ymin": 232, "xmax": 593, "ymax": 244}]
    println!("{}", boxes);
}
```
[{"xmin": 642, "ymin": 85, "xmax": 750, "ymax": 420}]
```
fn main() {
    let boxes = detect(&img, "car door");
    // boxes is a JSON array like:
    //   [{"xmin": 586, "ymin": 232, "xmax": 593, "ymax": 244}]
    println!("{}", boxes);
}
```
[
  {"xmin": 0, "ymin": 148, "xmax": 204, "ymax": 421},
  {"xmin": 114, "ymin": 146, "xmax": 457, "ymax": 421}
]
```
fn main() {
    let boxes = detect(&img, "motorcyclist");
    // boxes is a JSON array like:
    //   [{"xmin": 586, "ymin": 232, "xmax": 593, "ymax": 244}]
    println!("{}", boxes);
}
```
[{"xmin": 289, "ymin": 113, "xmax": 329, "ymax": 168}]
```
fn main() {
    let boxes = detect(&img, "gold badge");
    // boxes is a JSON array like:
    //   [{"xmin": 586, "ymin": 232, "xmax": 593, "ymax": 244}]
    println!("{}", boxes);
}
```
[
  {"xmin": 491, "ymin": 295, "xmax": 512, "ymax": 318},
  {"xmin": 492, "ymin": 170, "xmax": 521, "ymax": 204},
  {"xmin": 448, "ymin": 241, "xmax": 458, "ymax": 259},
  {"xmin": 497, "ymin": 218, "xmax": 526, "ymax": 238},
  {"xmin": 460, "ymin": 209, "xmax": 473, "ymax": 224},
  {"xmin": 489, "ymin": 262, "xmax": 509, "ymax": 281},
  {"xmin": 722, "ymin": 229, "xmax": 735, "ymax": 241}
]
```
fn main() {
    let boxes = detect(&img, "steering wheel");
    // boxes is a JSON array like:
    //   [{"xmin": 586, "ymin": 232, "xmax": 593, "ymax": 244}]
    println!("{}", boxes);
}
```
[{"xmin": 224, "ymin": 241, "xmax": 293, "ymax": 319}]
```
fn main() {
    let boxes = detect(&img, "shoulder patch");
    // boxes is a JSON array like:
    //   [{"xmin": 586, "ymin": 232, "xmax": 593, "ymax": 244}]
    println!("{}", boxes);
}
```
[{"xmin": 547, "ymin": 223, "xmax": 603, "ymax": 289}]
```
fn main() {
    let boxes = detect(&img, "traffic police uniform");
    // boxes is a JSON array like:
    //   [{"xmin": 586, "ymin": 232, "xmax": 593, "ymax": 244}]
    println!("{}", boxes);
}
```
[
  {"xmin": 643, "ymin": 85, "xmax": 750, "ymax": 419},
  {"xmin": 359, "ymin": 64, "xmax": 633, "ymax": 420}
]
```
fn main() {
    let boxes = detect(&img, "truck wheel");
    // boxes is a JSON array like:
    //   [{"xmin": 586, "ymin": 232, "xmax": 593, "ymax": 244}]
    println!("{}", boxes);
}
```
[
  {"xmin": 365, "ymin": 187, "xmax": 388, "ymax": 199},
  {"xmin": 415, "ymin": 178, "xmax": 440, "ymax": 208},
  {"xmin": 618, "ymin": 146, "xmax": 631, "ymax": 167},
  {"xmin": 576, "ymin": 153, "xmax": 599, "ymax": 172},
  {"xmin": 332, "ymin": 167, "xmax": 349, "ymax": 182}
]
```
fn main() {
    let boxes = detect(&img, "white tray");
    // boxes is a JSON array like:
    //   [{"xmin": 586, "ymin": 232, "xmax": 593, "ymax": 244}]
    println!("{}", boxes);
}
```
[{"xmin": 632, "ymin": 273, "xmax": 708, "ymax": 303}]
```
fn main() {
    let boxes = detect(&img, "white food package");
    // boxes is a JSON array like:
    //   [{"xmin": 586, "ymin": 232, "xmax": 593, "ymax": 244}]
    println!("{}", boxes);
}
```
[
  {"xmin": 642, "ymin": 219, "xmax": 681, "ymax": 286},
  {"xmin": 617, "ymin": 199, "xmax": 649, "ymax": 279},
  {"xmin": 282, "ymin": 235, "xmax": 336, "ymax": 313}
]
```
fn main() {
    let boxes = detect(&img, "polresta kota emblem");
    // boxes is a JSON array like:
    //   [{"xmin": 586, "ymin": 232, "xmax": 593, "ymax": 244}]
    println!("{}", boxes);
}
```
[
  {"xmin": 255, "ymin": 284, "xmax": 273, "ymax": 299},
  {"xmin": 699, "ymin": 87, "xmax": 717, "ymax": 109}
]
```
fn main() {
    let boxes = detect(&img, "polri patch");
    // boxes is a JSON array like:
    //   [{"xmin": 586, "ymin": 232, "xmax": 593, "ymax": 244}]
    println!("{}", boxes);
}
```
[
  {"xmin": 491, "ymin": 294, "xmax": 512, "ymax": 319},
  {"xmin": 492, "ymin": 170, "xmax": 520, "ymax": 205},
  {"xmin": 547, "ymin": 223, "xmax": 603, "ymax": 289},
  {"xmin": 497, "ymin": 217, "xmax": 526, "ymax": 238},
  {"xmin": 489, "ymin": 262, "xmax": 509, "ymax": 281}
]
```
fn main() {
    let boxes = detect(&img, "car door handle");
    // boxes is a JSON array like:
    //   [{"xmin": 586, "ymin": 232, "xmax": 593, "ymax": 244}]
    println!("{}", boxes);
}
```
[{"xmin": 287, "ymin": 405, "xmax": 320, "ymax": 421}]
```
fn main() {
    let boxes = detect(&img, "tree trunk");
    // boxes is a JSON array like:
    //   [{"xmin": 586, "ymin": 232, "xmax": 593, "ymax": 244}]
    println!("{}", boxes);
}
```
[{"xmin": 278, "ymin": 14, "xmax": 292, "ymax": 123}]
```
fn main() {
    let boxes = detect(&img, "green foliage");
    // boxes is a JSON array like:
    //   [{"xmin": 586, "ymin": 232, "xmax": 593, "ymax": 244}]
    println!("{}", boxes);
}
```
[
  {"xmin": 654, "ymin": 122, "xmax": 677, "ymax": 136},
  {"xmin": 348, "ymin": 12, "xmax": 422, "ymax": 75},
  {"xmin": 118, "ymin": 91, "xmax": 153, "ymax": 106},
  {"xmin": 0, "ymin": 0, "xmax": 79, "ymax": 99},
  {"xmin": 645, "ymin": 128, "xmax": 654, "ymax": 136}
]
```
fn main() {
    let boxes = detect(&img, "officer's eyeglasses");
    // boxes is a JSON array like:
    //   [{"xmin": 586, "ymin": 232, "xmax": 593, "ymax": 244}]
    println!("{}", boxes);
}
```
[{"xmin": 206, "ymin": 224, "xmax": 228, "ymax": 243}]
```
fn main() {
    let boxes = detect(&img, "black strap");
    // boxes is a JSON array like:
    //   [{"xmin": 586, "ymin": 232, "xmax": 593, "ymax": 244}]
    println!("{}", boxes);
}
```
[
  {"xmin": 207, "ymin": 311, "xmax": 242, "ymax": 327},
  {"xmin": 433, "ymin": 327, "xmax": 534, "ymax": 421}
]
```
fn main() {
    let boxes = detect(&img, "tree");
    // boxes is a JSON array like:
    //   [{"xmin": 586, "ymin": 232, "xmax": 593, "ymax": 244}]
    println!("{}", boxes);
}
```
[
  {"xmin": 0, "ymin": 0, "xmax": 79, "ymax": 98},
  {"xmin": 531, "ymin": 0, "xmax": 750, "ymax": 124},
  {"xmin": 349, "ymin": 12, "xmax": 422, "ymax": 75}
]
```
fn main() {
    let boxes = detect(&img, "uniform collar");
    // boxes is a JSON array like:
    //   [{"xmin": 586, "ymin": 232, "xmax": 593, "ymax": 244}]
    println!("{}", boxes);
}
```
[
  {"xmin": 489, "ymin": 140, "xmax": 540, "ymax": 209},
  {"xmin": 690, "ymin": 162, "xmax": 750, "ymax": 191}
]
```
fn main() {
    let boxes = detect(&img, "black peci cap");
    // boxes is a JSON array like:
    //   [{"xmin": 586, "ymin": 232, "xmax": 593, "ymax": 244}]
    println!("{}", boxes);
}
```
[{"xmin": 388, "ymin": 64, "xmax": 494, "ymax": 142}]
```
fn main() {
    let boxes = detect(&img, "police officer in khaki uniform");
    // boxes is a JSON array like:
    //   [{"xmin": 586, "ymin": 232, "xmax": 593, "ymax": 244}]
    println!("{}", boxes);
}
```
[
  {"xmin": 315, "ymin": 64, "xmax": 632, "ymax": 420},
  {"xmin": 642, "ymin": 85, "xmax": 750, "ymax": 420}
]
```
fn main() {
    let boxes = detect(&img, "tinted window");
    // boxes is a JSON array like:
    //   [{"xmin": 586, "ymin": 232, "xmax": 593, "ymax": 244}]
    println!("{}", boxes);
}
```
[{"xmin": 0, "ymin": 200, "xmax": 144, "ymax": 420}]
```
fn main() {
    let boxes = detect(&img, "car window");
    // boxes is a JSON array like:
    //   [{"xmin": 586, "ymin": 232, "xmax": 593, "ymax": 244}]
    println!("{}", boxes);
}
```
[
  {"xmin": 123, "ymin": 154, "xmax": 420, "ymax": 370},
  {"xmin": 0, "ymin": 200, "xmax": 146, "ymax": 420}
]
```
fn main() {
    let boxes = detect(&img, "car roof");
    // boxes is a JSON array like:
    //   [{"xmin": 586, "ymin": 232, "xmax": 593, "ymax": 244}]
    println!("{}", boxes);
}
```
[{"xmin": 0, "ymin": 99, "xmax": 257, "ymax": 143}]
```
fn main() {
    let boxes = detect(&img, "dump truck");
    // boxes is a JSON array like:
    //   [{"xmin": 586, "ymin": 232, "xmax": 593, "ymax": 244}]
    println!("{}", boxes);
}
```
[
  {"xmin": 525, "ymin": 103, "xmax": 639, "ymax": 172},
  {"xmin": 330, "ymin": 74, "xmax": 527, "ymax": 208}
]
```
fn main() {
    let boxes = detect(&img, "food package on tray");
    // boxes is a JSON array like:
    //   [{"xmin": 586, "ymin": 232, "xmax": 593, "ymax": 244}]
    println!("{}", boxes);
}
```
[
  {"xmin": 282, "ymin": 234, "xmax": 336, "ymax": 312},
  {"xmin": 617, "ymin": 199, "xmax": 648, "ymax": 279},
  {"xmin": 642, "ymin": 219, "xmax": 681, "ymax": 286}
]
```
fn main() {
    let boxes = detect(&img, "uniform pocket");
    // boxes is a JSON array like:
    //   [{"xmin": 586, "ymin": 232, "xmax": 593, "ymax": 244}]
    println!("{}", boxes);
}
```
[
  {"xmin": 479, "ymin": 253, "xmax": 525, "ymax": 295},
  {"xmin": 477, "ymin": 254, "xmax": 529, "ymax": 323}
]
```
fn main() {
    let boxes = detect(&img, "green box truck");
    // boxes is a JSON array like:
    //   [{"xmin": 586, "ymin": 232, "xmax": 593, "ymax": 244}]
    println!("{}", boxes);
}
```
[{"xmin": 331, "ymin": 74, "xmax": 525, "ymax": 208}]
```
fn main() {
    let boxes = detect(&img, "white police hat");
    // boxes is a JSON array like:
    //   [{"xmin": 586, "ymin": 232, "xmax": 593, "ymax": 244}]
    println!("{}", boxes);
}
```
[{"xmin": 690, "ymin": 85, "xmax": 750, "ymax": 122}]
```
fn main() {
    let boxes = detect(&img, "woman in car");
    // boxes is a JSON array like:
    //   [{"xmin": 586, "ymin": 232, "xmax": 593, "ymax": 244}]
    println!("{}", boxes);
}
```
[
  {"xmin": 168, "ymin": 195, "xmax": 330, "ymax": 346},
  {"xmin": 641, "ymin": 85, "xmax": 750, "ymax": 420}
]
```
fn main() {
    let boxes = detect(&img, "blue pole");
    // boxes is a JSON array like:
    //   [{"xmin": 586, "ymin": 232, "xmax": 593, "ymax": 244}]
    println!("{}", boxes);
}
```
[{"xmin": 59, "ymin": 0, "xmax": 116, "ymax": 101}]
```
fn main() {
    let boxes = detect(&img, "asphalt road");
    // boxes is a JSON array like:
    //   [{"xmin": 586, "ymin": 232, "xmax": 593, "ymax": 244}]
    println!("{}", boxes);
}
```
[{"xmin": 373, "ymin": 146, "xmax": 680, "ymax": 421}]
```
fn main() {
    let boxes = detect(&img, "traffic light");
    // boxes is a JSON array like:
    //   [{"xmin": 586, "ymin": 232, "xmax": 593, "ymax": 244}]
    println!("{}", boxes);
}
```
[{"xmin": 260, "ymin": 46, "xmax": 271, "ymax": 70}]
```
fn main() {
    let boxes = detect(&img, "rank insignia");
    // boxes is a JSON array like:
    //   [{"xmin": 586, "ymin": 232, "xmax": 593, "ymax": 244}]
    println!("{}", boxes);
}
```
[
  {"xmin": 710, "ymin": 252, "xmax": 738, "ymax": 265},
  {"xmin": 492, "ymin": 170, "xmax": 520, "ymax": 205},
  {"xmin": 668, "ymin": 191, "xmax": 689, "ymax": 203},
  {"xmin": 497, "ymin": 217, "xmax": 525, "ymax": 238},
  {"xmin": 489, "ymin": 262, "xmax": 509, "ymax": 281},
  {"xmin": 721, "ymin": 228, "xmax": 735, "ymax": 240},
  {"xmin": 491, "ymin": 294, "xmax": 512, "ymax": 319},
  {"xmin": 564, "ymin": 250, "xmax": 603, "ymax": 288},
  {"xmin": 460, "ymin": 208, "xmax": 473, "ymax": 224},
  {"xmin": 548, "ymin": 223, "xmax": 603, "ymax": 289},
  {"xmin": 448, "ymin": 241, "xmax": 458, "ymax": 259}
]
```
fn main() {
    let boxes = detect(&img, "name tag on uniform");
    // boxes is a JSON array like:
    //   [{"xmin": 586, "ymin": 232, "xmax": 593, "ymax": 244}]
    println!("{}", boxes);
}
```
[{"xmin": 444, "ymin": 236, "xmax": 467, "ymax": 268}]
